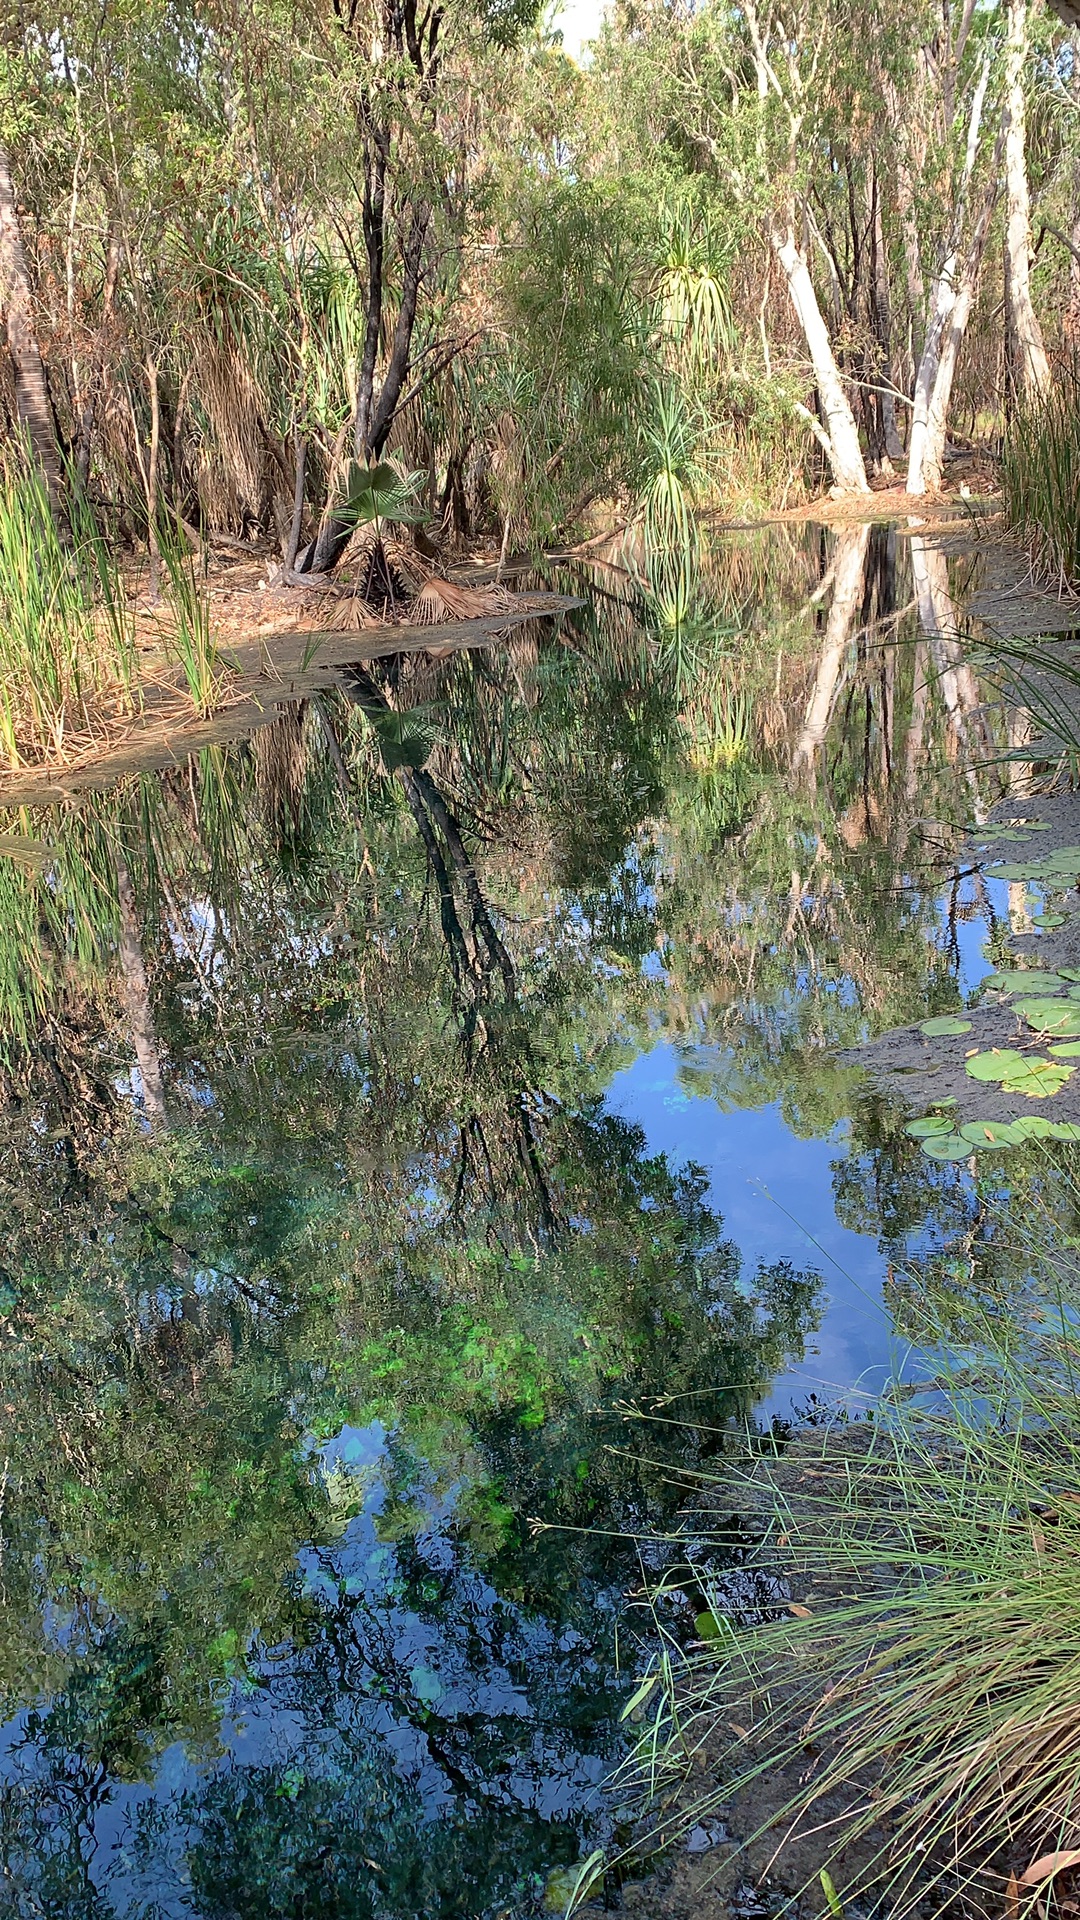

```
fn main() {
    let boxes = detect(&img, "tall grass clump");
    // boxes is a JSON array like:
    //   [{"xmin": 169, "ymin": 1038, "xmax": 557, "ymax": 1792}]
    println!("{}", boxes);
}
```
[
  {"xmin": 157, "ymin": 517, "xmax": 223, "ymax": 718},
  {"xmin": 1001, "ymin": 363, "xmax": 1080, "ymax": 591},
  {"xmin": 616, "ymin": 1249, "xmax": 1080, "ymax": 1916},
  {"xmin": 0, "ymin": 462, "xmax": 135, "ymax": 767}
]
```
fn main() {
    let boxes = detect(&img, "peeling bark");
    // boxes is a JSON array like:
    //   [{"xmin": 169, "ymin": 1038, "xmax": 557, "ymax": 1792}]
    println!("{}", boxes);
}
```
[{"xmin": 0, "ymin": 144, "xmax": 66, "ymax": 519}]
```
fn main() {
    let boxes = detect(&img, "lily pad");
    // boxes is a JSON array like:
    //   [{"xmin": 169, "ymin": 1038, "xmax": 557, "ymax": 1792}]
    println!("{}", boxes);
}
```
[
  {"xmin": 920, "ymin": 1015, "xmax": 972, "ymax": 1036},
  {"xmin": 1043, "ymin": 847, "xmax": 1080, "ymax": 873},
  {"xmin": 920, "ymin": 1134, "xmax": 972, "ymax": 1162},
  {"xmin": 987, "ymin": 862, "xmax": 1046, "ymax": 881},
  {"xmin": 1057, "ymin": 969, "xmax": 1080, "ymax": 983},
  {"xmin": 959, "ymin": 1120, "xmax": 1025, "ymax": 1147},
  {"xmin": 1012, "ymin": 1115, "xmax": 1061, "ymax": 1139},
  {"xmin": 965, "ymin": 1048, "xmax": 1031, "ymax": 1082},
  {"xmin": 906, "ymin": 1115, "xmax": 956, "ymax": 1138},
  {"xmin": 1034, "ymin": 914, "xmax": 1068, "ymax": 929},
  {"xmin": 984, "ymin": 970, "xmax": 1065, "ymax": 994},
  {"xmin": 1046, "ymin": 1122, "xmax": 1080, "ymax": 1141},
  {"xmin": 1050, "ymin": 1041, "xmax": 1080, "ymax": 1057},
  {"xmin": 1014, "ymin": 999, "xmax": 1080, "ymax": 1035},
  {"xmin": 1000, "ymin": 1058, "xmax": 1075, "ymax": 1098}
]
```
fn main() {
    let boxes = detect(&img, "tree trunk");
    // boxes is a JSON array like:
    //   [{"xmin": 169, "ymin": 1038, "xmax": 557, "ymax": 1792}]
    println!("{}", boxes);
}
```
[
  {"xmin": 793, "ymin": 522, "xmax": 872, "ymax": 768},
  {"xmin": 919, "ymin": 153, "xmax": 1003, "ymax": 492},
  {"xmin": 0, "ymin": 143, "xmax": 66, "ymax": 519},
  {"xmin": 869, "ymin": 167, "xmax": 906, "ymax": 465},
  {"xmin": 115, "ymin": 851, "xmax": 167, "ymax": 1132},
  {"xmin": 771, "ymin": 219, "xmax": 869, "ymax": 495},
  {"xmin": 907, "ymin": 55, "xmax": 993, "ymax": 494},
  {"xmin": 1003, "ymin": 0, "xmax": 1051, "ymax": 403}
]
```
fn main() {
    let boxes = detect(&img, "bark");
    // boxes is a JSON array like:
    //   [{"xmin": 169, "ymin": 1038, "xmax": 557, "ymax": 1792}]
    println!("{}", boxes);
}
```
[
  {"xmin": 907, "ymin": 54, "xmax": 992, "ymax": 494},
  {"xmin": 869, "ymin": 166, "xmax": 906, "ymax": 466},
  {"xmin": 73, "ymin": 227, "xmax": 121, "ymax": 483},
  {"xmin": 1003, "ymin": 0, "xmax": 1050, "ymax": 402},
  {"xmin": 115, "ymin": 851, "xmax": 167, "ymax": 1131},
  {"xmin": 0, "ymin": 143, "xmax": 66, "ymax": 519},
  {"xmin": 920, "ymin": 148, "xmax": 1003, "ymax": 492},
  {"xmin": 771, "ymin": 219, "xmax": 869, "ymax": 495},
  {"xmin": 793, "ymin": 522, "xmax": 872, "ymax": 768}
]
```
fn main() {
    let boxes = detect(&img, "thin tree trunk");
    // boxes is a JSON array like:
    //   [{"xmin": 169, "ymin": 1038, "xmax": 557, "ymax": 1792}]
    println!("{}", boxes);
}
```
[
  {"xmin": 870, "ymin": 166, "xmax": 906, "ymax": 465},
  {"xmin": 115, "ymin": 851, "xmax": 167, "ymax": 1131},
  {"xmin": 921, "ymin": 150, "xmax": 1003, "ymax": 492},
  {"xmin": 75, "ymin": 229, "xmax": 122, "ymax": 488},
  {"xmin": 0, "ymin": 143, "xmax": 66, "ymax": 519},
  {"xmin": 1003, "ymin": 0, "xmax": 1050, "ymax": 402},
  {"xmin": 771, "ymin": 219, "xmax": 869, "ymax": 494},
  {"xmin": 793, "ymin": 522, "xmax": 872, "ymax": 767},
  {"xmin": 353, "ymin": 126, "xmax": 389, "ymax": 459},
  {"xmin": 907, "ymin": 55, "xmax": 992, "ymax": 494},
  {"xmin": 284, "ymin": 427, "xmax": 306, "ymax": 568}
]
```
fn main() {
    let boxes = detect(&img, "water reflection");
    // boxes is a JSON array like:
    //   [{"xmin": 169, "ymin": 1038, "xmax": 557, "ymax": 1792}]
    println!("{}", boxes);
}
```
[{"xmin": 0, "ymin": 518, "xmax": 1060, "ymax": 1914}]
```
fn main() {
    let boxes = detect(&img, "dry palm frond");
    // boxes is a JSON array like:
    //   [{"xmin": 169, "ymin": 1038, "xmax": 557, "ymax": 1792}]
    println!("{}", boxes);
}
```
[{"xmin": 412, "ymin": 577, "xmax": 517, "ymax": 624}]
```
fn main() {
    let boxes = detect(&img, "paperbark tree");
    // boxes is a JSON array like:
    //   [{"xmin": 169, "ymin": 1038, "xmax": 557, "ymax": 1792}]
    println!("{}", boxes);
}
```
[
  {"xmin": 740, "ymin": 0, "xmax": 869, "ymax": 495},
  {"xmin": 0, "ymin": 143, "xmax": 66, "ymax": 518},
  {"xmin": 1003, "ymin": 0, "xmax": 1050, "ymax": 402},
  {"xmin": 793, "ymin": 522, "xmax": 872, "ymax": 769}
]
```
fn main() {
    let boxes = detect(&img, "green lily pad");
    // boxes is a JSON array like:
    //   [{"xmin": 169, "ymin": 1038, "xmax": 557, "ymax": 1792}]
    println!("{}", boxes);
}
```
[
  {"xmin": 1000, "ymin": 1058, "xmax": 1075, "ymax": 1097},
  {"xmin": 1050, "ymin": 1041, "xmax": 1080, "ymax": 1057},
  {"xmin": 1012, "ymin": 1115, "xmax": 1061, "ymax": 1139},
  {"xmin": 959, "ymin": 1120, "xmax": 1025, "ymax": 1148},
  {"xmin": 1014, "ymin": 999, "xmax": 1080, "ymax": 1035},
  {"xmin": 1057, "ymin": 969, "xmax": 1080, "ymax": 983},
  {"xmin": 920, "ymin": 1016, "xmax": 973, "ymax": 1036},
  {"xmin": 920, "ymin": 1134, "xmax": 971, "ymax": 1162},
  {"xmin": 906, "ymin": 1115, "xmax": 956, "ymax": 1138},
  {"xmin": 1043, "ymin": 847, "xmax": 1080, "ymax": 872},
  {"xmin": 966, "ymin": 1049, "xmax": 1031, "ymax": 1082},
  {"xmin": 1034, "ymin": 914, "xmax": 1068, "ymax": 929},
  {"xmin": 1045, "ymin": 1122, "xmax": 1080, "ymax": 1141},
  {"xmin": 984, "ymin": 970, "xmax": 1065, "ymax": 994},
  {"xmin": 987, "ymin": 862, "xmax": 1046, "ymax": 881}
]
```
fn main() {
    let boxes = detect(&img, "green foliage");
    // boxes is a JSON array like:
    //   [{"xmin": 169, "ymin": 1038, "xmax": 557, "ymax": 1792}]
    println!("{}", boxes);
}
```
[{"xmin": 1002, "ymin": 363, "xmax": 1080, "ymax": 590}]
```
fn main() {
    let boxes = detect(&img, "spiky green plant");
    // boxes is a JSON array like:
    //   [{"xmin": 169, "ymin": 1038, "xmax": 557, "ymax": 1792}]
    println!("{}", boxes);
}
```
[{"xmin": 654, "ymin": 201, "xmax": 734, "ymax": 379}]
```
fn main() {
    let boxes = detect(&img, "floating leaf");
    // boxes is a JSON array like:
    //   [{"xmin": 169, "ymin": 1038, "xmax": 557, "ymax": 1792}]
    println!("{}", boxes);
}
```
[
  {"xmin": 1043, "ymin": 847, "xmax": 1080, "ymax": 873},
  {"xmin": 694, "ymin": 1611, "xmax": 722, "ymax": 1641},
  {"xmin": 1014, "ymin": 999, "xmax": 1080, "ymax": 1035},
  {"xmin": 1050, "ymin": 1041, "xmax": 1080, "ymax": 1057},
  {"xmin": 987, "ymin": 862, "xmax": 1045, "ymax": 881},
  {"xmin": 984, "ymin": 969, "xmax": 1065, "ymax": 994},
  {"xmin": 1001, "ymin": 1058, "xmax": 1075, "ymax": 1098},
  {"xmin": 920, "ymin": 1016, "xmax": 972, "ymax": 1036},
  {"xmin": 1034, "ymin": 914, "xmax": 1067, "ymax": 928},
  {"xmin": 1012, "ymin": 1115, "xmax": 1061, "ymax": 1139},
  {"xmin": 787, "ymin": 1602, "xmax": 812, "ymax": 1618},
  {"xmin": 959, "ymin": 1120, "xmax": 1025, "ymax": 1147},
  {"xmin": 1057, "ymin": 969, "xmax": 1080, "ymax": 983},
  {"xmin": 906, "ymin": 1115, "xmax": 955, "ymax": 1138},
  {"xmin": 965, "ymin": 1049, "xmax": 1031, "ymax": 1082},
  {"xmin": 1046, "ymin": 1122, "xmax": 1080, "ymax": 1141},
  {"xmin": 920, "ymin": 1134, "xmax": 971, "ymax": 1161}
]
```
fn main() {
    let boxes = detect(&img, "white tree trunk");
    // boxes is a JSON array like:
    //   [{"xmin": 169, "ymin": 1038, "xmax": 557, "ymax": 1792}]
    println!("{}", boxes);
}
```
[
  {"xmin": 1004, "ymin": 0, "xmax": 1051, "ymax": 401},
  {"xmin": 793, "ymin": 522, "xmax": 872, "ymax": 768},
  {"xmin": 920, "ymin": 157, "xmax": 1002, "ymax": 491},
  {"xmin": 907, "ymin": 55, "xmax": 992, "ymax": 494},
  {"xmin": 772, "ymin": 221, "xmax": 869, "ymax": 494}
]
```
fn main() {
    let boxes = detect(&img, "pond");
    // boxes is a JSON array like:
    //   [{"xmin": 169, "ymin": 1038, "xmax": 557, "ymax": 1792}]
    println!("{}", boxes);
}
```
[{"xmin": 0, "ymin": 518, "xmax": 1075, "ymax": 1918}]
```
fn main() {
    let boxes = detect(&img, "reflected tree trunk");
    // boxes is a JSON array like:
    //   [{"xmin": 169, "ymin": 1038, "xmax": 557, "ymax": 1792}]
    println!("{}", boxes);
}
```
[
  {"xmin": 910, "ymin": 531, "xmax": 989, "ymax": 798},
  {"xmin": 793, "ymin": 523, "xmax": 871, "ymax": 770},
  {"xmin": 115, "ymin": 851, "xmax": 167, "ymax": 1131}
]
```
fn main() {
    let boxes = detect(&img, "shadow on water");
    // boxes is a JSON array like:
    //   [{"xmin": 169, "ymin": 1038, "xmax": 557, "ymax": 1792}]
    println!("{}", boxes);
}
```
[{"xmin": 0, "ymin": 519, "xmax": 1074, "ymax": 1915}]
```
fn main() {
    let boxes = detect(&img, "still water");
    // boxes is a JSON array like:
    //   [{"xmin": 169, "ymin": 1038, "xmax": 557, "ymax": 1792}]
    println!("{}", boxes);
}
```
[{"xmin": 0, "ymin": 521, "xmax": 1064, "ymax": 1915}]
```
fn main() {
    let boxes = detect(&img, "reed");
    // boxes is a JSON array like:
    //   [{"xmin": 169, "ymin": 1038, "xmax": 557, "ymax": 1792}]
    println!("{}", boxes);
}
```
[
  {"xmin": 616, "ymin": 1215, "xmax": 1080, "ymax": 1917},
  {"xmin": 157, "ymin": 517, "xmax": 223, "ymax": 718},
  {"xmin": 1001, "ymin": 365, "xmax": 1080, "ymax": 591},
  {"xmin": 0, "ymin": 462, "xmax": 135, "ymax": 767}
]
